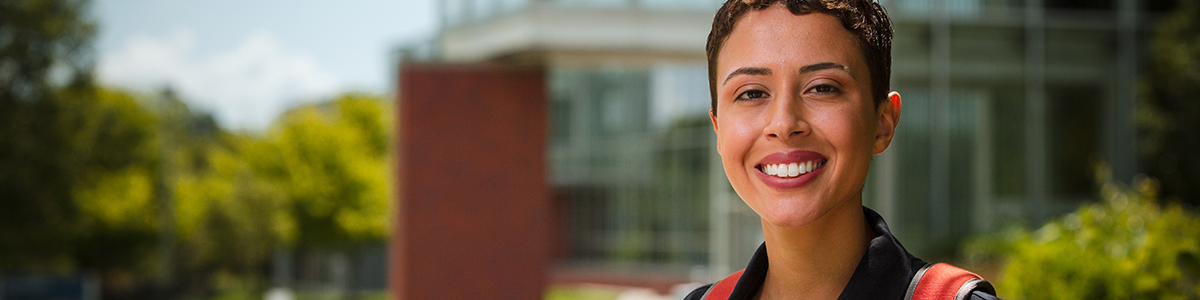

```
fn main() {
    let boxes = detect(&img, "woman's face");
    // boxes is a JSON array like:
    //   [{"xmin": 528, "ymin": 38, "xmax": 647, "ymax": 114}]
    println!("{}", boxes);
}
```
[{"xmin": 711, "ymin": 6, "xmax": 896, "ymax": 228}]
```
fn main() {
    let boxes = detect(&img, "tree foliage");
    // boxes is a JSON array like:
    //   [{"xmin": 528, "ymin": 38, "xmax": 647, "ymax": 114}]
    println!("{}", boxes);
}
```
[
  {"xmin": 2, "ymin": 0, "xmax": 394, "ymax": 297},
  {"xmin": 964, "ymin": 165, "xmax": 1200, "ymax": 299},
  {"xmin": 0, "ymin": 0, "xmax": 94, "ymax": 102},
  {"xmin": 0, "ymin": 0, "xmax": 100, "ymax": 271},
  {"xmin": 173, "ymin": 132, "xmax": 287, "ymax": 277},
  {"xmin": 1, "ymin": 0, "xmax": 166, "ymax": 277},
  {"xmin": 68, "ymin": 87, "xmax": 161, "ymax": 276},
  {"xmin": 166, "ymin": 93, "xmax": 392, "ymax": 295},
  {"xmin": 265, "ymin": 93, "xmax": 392, "ymax": 248}
]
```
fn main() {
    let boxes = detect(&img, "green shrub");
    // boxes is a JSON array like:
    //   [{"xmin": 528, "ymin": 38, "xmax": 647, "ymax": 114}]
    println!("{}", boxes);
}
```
[{"xmin": 965, "ymin": 167, "xmax": 1200, "ymax": 300}]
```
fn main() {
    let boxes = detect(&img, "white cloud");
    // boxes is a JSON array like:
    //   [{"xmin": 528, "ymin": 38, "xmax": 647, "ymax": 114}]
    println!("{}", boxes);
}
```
[{"xmin": 98, "ymin": 29, "xmax": 341, "ymax": 131}]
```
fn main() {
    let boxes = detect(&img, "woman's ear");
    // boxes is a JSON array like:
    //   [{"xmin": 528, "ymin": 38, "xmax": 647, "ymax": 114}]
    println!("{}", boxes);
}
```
[
  {"xmin": 709, "ymin": 109, "xmax": 719, "ymax": 133},
  {"xmin": 710, "ymin": 108, "xmax": 723, "ymax": 150},
  {"xmin": 872, "ymin": 91, "xmax": 902, "ymax": 155}
]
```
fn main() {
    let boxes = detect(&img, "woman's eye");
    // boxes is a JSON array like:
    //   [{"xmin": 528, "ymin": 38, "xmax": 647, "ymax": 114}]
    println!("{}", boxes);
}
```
[
  {"xmin": 736, "ymin": 89, "xmax": 768, "ymax": 101},
  {"xmin": 808, "ymin": 84, "xmax": 841, "ymax": 94}
]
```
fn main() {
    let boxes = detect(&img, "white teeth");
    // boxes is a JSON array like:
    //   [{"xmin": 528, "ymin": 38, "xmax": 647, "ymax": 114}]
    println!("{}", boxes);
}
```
[{"xmin": 762, "ymin": 159, "xmax": 824, "ymax": 178}]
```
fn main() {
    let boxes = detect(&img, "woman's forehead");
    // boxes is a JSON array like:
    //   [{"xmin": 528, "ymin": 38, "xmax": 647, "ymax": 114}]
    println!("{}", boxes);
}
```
[{"xmin": 716, "ymin": 7, "xmax": 866, "ymax": 82}]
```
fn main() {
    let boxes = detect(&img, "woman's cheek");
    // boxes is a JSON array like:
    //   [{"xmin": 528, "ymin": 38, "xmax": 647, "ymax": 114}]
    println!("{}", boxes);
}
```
[{"xmin": 723, "ymin": 117, "xmax": 757, "ymax": 153}]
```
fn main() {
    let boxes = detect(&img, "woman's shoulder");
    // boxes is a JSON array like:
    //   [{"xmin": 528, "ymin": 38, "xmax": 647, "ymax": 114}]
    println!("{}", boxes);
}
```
[
  {"xmin": 683, "ymin": 283, "xmax": 713, "ymax": 300},
  {"xmin": 969, "ymin": 290, "xmax": 1003, "ymax": 300}
]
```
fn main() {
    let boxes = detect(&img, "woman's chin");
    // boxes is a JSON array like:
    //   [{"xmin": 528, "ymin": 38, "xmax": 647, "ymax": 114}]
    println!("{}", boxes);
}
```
[
  {"xmin": 758, "ymin": 203, "xmax": 825, "ymax": 228},
  {"xmin": 756, "ymin": 194, "xmax": 860, "ymax": 229}
]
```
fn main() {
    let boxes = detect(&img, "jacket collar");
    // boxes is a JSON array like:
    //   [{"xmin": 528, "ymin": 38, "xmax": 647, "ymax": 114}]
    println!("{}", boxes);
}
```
[{"xmin": 726, "ymin": 207, "xmax": 926, "ymax": 299}]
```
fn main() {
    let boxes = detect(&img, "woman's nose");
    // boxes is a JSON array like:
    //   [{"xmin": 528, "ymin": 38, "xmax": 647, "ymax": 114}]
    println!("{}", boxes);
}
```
[{"xmin": 763, "ymin": 96, "xmax": 809, "ymax": 140}]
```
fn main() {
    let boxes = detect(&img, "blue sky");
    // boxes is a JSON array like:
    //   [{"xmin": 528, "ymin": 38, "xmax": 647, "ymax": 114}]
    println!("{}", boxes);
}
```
[{"xmin": 93, "ymin": 0, "xmax": 438, "ymax": 131}]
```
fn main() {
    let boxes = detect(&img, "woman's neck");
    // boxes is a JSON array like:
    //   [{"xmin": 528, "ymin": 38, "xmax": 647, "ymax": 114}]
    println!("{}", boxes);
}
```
[{"xmin": 756, "ymin": 200, "xmax": 872, "ymax": 300}]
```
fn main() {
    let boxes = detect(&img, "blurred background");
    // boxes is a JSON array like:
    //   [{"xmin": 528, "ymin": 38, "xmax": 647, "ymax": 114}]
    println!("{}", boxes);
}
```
[{"xmin": 3, "ymin": 0, "xmax": 1199, "ymax": 299}]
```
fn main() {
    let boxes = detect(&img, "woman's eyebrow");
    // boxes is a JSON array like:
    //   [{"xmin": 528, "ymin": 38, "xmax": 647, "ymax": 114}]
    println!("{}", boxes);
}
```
[
  {"xmin": 723, "ymin": 67, "xmax": 771, "ymax": 84},
  {"xmin": 799, "ymin": 62, "xmax": 854, "ymax": 79}
]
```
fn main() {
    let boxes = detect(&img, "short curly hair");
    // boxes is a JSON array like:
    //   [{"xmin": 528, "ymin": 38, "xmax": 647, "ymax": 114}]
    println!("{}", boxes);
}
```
[{"xmin": 706, "ymin": 0, "xmax": 893, "ymax": 115}]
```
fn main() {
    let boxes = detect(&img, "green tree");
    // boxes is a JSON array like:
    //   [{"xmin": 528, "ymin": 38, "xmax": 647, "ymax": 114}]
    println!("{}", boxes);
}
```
[
  {"xmin": 267, "ymin": 93, "xmax": 391, "ymax": 249},
  {"xmin": 172, "ymin": 131, "xmax": 287, "ymax": 292},
  {"xmin": 0, "ymin": 0, "xmax": 99, "ymax": 270},
  {"xmin": 1139, "ymin": 0, "xmax": 1200, "ymax": 206},
  {"xmin": 267, "ymin": 93, "xmax": 390, "ymax": 299},
  {"xmin": 68, "ymin": 87, "xmax": 161, "ymax": 283},
  {"xmin": 168, "ymin": 93, "xmax": 392, "ymax": 298}
]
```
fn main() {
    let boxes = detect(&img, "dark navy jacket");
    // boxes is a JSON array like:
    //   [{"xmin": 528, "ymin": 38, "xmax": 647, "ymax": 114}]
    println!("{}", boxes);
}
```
[{"xmin": 685, "ymin": 208, "xmax": 1001, "ymax": 300}]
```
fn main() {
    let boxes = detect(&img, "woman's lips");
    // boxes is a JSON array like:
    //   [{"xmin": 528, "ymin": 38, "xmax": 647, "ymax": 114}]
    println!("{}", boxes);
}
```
[
  {"xmin": 760, "ymin": 160, "xmax": 825, "ymax": 178},
  {"xmin": 754, "ymin": 150, "xmax": 827, "ymax": 190}
]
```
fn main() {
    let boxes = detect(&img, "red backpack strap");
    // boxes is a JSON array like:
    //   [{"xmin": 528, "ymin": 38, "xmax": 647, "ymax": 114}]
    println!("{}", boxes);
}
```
[
  {"xmin": 905, "ymin": 263, "xmax": 995, "ymax": 300},
  {"xmin": 701, "ymin": 269, "xmax": 745, "ymax": 300}
]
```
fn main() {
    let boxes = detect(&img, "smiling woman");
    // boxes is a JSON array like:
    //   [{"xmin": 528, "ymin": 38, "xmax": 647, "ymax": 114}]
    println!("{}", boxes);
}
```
[
  {"xmin": 713, "ymin": 9, "xmax": 880, "ymax": 231},
  {"xmin": 687, "ymin": 0, "xmax": 1000, "ymax": 299}
]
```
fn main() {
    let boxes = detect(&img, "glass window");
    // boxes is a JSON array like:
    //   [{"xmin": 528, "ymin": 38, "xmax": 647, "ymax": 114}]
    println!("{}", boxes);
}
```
[
  {"xmin": 549, "ymin": 65, "xmax": 713, "ymax": 267},
  {"xmin": 891, "ymin": 87, "xmax": 931, "ymax": 251},
  {"xmin": 1047, "ymin": 84, "xmax": 1101, "ymax": 198},
  {"xmin": 991, "ymin": 87, "xmax": 1026, "ymax": 197}
]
